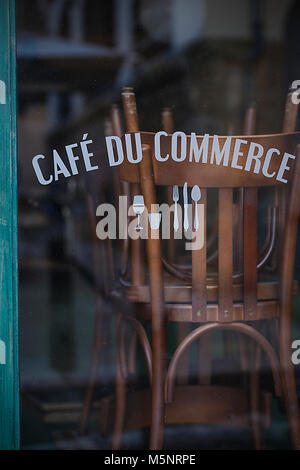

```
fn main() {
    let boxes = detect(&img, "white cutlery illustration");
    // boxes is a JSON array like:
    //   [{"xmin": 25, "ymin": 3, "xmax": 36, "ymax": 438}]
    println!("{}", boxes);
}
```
[
  {"xmin": 191, "ymin": 185, "xmax": 201, "ymax": 230},
  {"xmin": 134, "ymin": 185, "xmax": 201, "ymax": 234},
  {"xmin": 183, "ymin": 182, "xmax": 189, "ymax": 232},
  {"xmin": 133, "ymin": 195, "xmax": 145, "ymax": 231},
  {"xmin": 173, "ymin": 185, "xmax": 179, "ymax": 231},
  {"xmin": 171, "ymin": 183, "xmax": 202, "ymax": 232}
]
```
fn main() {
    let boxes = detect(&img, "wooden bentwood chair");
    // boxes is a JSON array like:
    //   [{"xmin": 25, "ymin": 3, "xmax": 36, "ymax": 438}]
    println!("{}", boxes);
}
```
[{"xmin": 111, "ymin": 88, "xmax": 300, "ymax": 450}]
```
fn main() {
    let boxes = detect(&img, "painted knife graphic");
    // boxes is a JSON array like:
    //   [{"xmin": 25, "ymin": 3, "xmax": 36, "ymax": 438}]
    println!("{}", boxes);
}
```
[{"xmin": 183, "ymin": 182, "xmax": 189, "ymax": 231}]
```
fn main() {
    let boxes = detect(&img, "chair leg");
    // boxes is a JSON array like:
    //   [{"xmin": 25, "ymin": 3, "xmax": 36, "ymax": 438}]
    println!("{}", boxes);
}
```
[
  {"xmin": 198, "ymin": 333, "xmax": 212, "ymax": 385},
  {"xmin": 250, "ymin": 345, "xmax": 263, "ymax": 450},
  {"xmin": 177, "ymin": 323, "xmax": 190, "ymax": 385},
  {"xmin": 128, "ymin": 330, "xmax": 138, "ymax": 375},
  {"xmin": 238, "ymin": 333, "xmax": 263, "ymax": 449},
  {"xmin": 279, "ymin": 333, "xmax": 300, "ymax": 449},
  {"xmin": 79, "ymin": 296, "xmax": 103, "ymax": 435},
  {"xmin": 112, "ymin": 316, "xmax": 127, "ymax": 450},
  {"xmin": 150, "ymin": 323, "xmax": 166, "ymax": 450},
  {"xmin": 237, "ymin": 334, "xmax": 249, "ymax": 388}
]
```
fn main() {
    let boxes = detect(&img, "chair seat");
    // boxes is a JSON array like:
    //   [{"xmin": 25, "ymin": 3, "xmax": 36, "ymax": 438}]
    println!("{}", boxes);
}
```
[
  {"xmin": 118, "ymin": 271, "xmax": 298, "ymax": 322},
  {"xmin": 121, "ymin": 270, "xmax": 298, "ymax": 305}
]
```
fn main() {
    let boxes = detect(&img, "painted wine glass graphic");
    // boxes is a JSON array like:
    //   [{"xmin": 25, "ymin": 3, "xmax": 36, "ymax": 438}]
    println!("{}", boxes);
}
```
[{"xmin": 133, "ymin": 195, "xmax": 145, "ymax": 231}]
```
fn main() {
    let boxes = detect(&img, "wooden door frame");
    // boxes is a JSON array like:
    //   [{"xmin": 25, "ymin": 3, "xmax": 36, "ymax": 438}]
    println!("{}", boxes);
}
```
[{"xmin": 0, "ymin": 0, "xmax": 19, "ymax": 449}]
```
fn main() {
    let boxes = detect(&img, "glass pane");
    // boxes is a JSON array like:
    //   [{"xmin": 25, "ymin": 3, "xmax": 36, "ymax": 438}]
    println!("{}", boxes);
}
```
[{"xmin": 17, "ymin": 0, "xmax": 300, "ymax": 451}]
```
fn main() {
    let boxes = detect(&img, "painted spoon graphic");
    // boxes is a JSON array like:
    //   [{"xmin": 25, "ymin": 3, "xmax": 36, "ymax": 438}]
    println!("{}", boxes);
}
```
[{"xmin": 191, "ymin": 185, "xmax": 201, "ymax": 230}]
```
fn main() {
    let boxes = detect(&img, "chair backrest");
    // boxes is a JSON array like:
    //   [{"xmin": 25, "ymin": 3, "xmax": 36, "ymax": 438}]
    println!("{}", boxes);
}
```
[
  {"xmin": 119, "ymin": 131, "xmax": 300, "ymax": 187},
  {"xmin": 118, "ymin": 88, "xmax": 300, "ymax": 323}
]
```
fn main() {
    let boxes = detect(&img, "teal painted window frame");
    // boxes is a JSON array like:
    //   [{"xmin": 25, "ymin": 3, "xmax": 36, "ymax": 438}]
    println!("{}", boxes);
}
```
[{"xmin": 0, "ymin": 0, "xmax": 19, "ymax": 449}]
